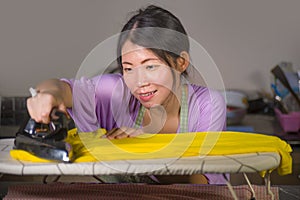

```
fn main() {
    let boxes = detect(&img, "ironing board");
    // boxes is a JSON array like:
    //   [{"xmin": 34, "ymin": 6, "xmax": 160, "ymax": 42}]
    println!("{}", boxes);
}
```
[
  {"xmin": 0, "ymin": 138, "xmax": 281, "ymax": 200},
  {"xmin": 0, "ymin": 138, "xmax": 281, "ymax": 175}
]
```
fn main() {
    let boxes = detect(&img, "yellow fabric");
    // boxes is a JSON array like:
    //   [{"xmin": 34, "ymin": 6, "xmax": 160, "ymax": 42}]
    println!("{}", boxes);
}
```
[
  {"xmin": 10, "ymin": 129, "xmax": 292, "ymax": 176},
  {"xmin": 10, "ymin": 150, "xmax": 53, "ymax": 163}
]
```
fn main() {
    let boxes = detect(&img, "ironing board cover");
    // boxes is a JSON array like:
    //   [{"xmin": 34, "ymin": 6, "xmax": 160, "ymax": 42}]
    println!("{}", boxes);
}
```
[
  {"xmin": 6, "ymin": 129, "xmax": 292, "ymax": 176},
  {"xmin": 1, "ymin": 138, "xmax": 280, "ymax": 176}
]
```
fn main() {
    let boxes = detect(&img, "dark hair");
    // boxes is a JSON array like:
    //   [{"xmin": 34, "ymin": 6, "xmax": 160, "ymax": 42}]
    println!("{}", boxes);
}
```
[{"xmin": 117, "ymin": 5, "xmax": 190, "ymax": 71}]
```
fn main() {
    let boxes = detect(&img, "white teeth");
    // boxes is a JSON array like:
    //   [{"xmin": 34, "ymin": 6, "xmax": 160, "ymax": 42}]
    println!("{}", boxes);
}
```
[{"xmin": 141, "ymin": 92, "xmax": 154, "ymax": 97}]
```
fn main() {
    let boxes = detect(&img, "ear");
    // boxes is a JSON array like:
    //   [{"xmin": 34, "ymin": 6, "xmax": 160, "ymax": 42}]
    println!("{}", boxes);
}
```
[{"xmin": 176, "ymin": 51, "xmax": 190, "ymax": 73}]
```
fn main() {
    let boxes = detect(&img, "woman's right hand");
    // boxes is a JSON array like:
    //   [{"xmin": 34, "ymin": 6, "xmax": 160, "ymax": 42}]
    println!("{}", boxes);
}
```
[
  {"xmin": 26, "ymin": 79, "xmax": 72, "ymax": 124},
  {"xmin": 27, "ymin": 91, "xmax": 67, "ymax": 124}
]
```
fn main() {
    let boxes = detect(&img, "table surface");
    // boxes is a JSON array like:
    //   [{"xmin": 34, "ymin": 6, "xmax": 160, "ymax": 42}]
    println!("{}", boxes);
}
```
[{"xmin": 233, "ymin": 114, "xmax": 300, "ymax": 145}]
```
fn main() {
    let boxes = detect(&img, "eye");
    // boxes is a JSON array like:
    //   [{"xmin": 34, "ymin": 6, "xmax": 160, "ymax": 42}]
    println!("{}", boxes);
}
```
[
  {"xmin": 145, "ymin": 65, "xmax": 158, "ymax": 70},
  {"xmin": 123, "ymin": 67, "xmax": 132, "ymax": 73}
]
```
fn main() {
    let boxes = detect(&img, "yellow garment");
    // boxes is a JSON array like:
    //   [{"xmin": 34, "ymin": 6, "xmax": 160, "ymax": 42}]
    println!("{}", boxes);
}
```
[{"xmin": 10, "ymin": 129, "xmax": 292, "ymax": 176}]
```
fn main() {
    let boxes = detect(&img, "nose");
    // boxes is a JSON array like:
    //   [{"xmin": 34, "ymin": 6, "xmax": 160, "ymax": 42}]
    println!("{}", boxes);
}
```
[
  {"xmin": 136, "ymin": 67, "xmax": 149, "ymax": 87},
  {"xmin": 137, "ymin": 79, "xmax": 149, "ymax": 87},
  {"xmin": 137, "ymin": 80, "xmax": 149, "ymax": 87}
]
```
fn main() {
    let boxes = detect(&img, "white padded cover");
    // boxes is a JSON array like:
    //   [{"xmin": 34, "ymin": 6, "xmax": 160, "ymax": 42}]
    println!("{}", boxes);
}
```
[{"xmin": 0, "ymin": 139, "xmax": 280, "ymax": 175}]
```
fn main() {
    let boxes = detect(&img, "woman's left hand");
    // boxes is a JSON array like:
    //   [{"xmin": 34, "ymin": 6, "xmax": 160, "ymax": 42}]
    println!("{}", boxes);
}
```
[{"xmin": 103, "ymin": 127, "xmax": 144, "ymax": 139}]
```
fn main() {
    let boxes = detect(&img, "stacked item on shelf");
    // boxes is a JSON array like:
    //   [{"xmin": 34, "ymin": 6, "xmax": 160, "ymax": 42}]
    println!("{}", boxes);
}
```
[{"xmin": 271, "ymin": 62, "xmax": 300, "ymax": 133}]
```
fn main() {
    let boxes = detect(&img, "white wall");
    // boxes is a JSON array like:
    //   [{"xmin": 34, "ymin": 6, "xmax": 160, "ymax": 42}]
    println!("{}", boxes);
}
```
[{"xmin": 1, "ymin": 0, "xmax": 299, "ymax": 96}]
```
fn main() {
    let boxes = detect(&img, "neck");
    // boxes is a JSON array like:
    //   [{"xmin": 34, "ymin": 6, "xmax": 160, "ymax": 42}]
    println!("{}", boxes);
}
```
[
  {"xmin": 145, "ymin": 84, "xmax": 182, "ymax": 121},
  {"xmin": 142, "ymin": 85, "xmax": 185, "ymax": 133},
  {"xmin": 162, "ymin": 84, "xmax": 183, "ymax": 116}
]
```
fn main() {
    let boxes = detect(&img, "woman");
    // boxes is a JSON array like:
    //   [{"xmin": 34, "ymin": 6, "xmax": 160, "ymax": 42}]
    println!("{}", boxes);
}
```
[{"xmin": 27, "ymin": 5, "xmax": 226, "ymax": 184}]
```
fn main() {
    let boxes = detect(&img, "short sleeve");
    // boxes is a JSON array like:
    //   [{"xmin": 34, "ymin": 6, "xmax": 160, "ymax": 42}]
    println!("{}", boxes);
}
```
[
  {"xmin": 188, "ymin": 85, "xmax": 226, "ymax": 132},
  {"xmin": 61, "ymin": 76, "xmax": 99, "ymax": 132},
  {"xmin": 61, "ymin": 74, "xmax": 139, "ymax": 132}
]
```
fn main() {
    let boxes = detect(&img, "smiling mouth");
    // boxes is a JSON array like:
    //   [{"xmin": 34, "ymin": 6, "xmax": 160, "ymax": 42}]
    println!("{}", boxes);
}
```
[{"xmin": 140, "ymin": 90, "xmax": 157, "ymax": 97}]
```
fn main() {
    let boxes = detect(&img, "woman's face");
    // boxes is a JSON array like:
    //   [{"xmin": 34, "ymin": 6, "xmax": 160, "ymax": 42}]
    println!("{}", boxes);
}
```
[{"xmin": 121, "ymin": 40, "xmax": 180, "ymax": 108}]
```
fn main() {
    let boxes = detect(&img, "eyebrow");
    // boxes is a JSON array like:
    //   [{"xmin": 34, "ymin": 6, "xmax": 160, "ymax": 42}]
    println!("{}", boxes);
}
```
[{"xmin": 122, "ymin": 58, "xmax": 159, "ymax": 65}]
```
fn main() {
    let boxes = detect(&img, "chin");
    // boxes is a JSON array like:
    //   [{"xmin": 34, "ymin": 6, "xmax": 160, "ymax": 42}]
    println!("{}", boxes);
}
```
[
  {"xmin": 143, "ymin": 102, "xmax": 163, "ymax": 109},
  {"xmin": 142, "ymin": 102, "xmax": 153, "ymax": 109}
]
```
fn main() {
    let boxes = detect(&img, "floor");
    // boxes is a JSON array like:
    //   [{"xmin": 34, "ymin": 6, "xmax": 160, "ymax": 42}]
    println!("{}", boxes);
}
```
[{"xmin": 0, "ymin": 177, "xmax": 300, "ymax": 200}]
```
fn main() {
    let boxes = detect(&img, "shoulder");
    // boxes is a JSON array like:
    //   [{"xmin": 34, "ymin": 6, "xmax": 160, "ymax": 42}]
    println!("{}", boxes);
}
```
[
  {"xmin": 61, "ymin": 73, "xmax": 128, "ymax": 100},
  {"xmin": 189, "ymin": 84, "xmax": 225, "ymax": 107},
  {"xmin": 95, "ymin": 73, "xmax": 123, "ymax": 84},
  {"xmin": 188, "ymin": 84, "xmax": 226, "ymax": 131},
  {"xmin": 92, "ymin": 73, "xmax": 123, "ymax": 88},
  {"xmin": 61, "ymin": 73, "xmax": 123, "ymax": 88},
  {"xmin": 93, "ymin": 73, "xmax": 128, "ymax": 99}
]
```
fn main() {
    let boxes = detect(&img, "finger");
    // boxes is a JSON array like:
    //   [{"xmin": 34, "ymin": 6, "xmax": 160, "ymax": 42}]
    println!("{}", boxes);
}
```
[
  {"xmin": 40, "ymin": 110, "xmax": 52, "ymax": 124},
  {"xmin": 58, "ymin": 104, "xmax": 70, "ymax": 118},
  {"xmin": 105, "ymin": 128, "xmax": 120, "ymax": 139},
  {"xmin": 115, "ymin": 128, "xmax": 137, "ymax": 139},
  {"xmin": 101, "ymin": 128, "xmax": 115, "ymax": 138},
  {"xmin": 122, "ymin": 127, "xmax": 139, "ymax": 138},
  {"xmin": 110, "ymin": 128, "xmax": 129, "ymax": 139},
  {"xmin": 50, "ymin": 109, "xmax": 60, "ymax": 120},
  {"xmin": 106, "ymin": 127, "xmax": 117, "ymax": 135},
  {"xmin": 128, "ymin": 129, "xmax": 143, "ymax": 138},
  {"xmin": 27, "ymin": 93, "xmax": 52, "ymax": 122},
  {"xmin": 38, "ymin": 100, "xmax": 53, "ymax": 123},
  {"xmin": 115, "ymin": 132, "xmax": 131, "ymax": 139},
  {"xmin": 107, "ymin": 127, "xmax": 130, "ymax": 139},
  {"xmin": 26, "ymin": 97, "xmax": 49, "ymax": 123},
  {"xmin": 50, "ymin": 108, "xmax": 67, "ymax": 120},
  {"xmin": 115, "ymin": 128, "xmax": 144, "ymax": 139}
]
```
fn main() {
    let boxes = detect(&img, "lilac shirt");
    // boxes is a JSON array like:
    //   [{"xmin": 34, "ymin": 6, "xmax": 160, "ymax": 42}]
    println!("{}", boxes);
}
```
[
  {"xmin": 63, "ymin": 73, "xmax": 226, "ymax": 133},
  {"xmin": 62, "ymin": 73, "xmax": 227, "ymax": 184}
]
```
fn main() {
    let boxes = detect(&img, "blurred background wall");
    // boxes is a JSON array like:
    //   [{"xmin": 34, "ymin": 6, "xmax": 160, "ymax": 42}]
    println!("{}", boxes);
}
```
[{"xmin": 0, "ymin": 0, "xmax": 300, "ymax": 96}]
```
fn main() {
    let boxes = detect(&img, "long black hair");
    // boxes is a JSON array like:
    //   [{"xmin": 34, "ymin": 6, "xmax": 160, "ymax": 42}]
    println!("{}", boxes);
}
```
[{"xmin": 117, "ymin": 5, "xmax": 190, "ymax": 72}]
